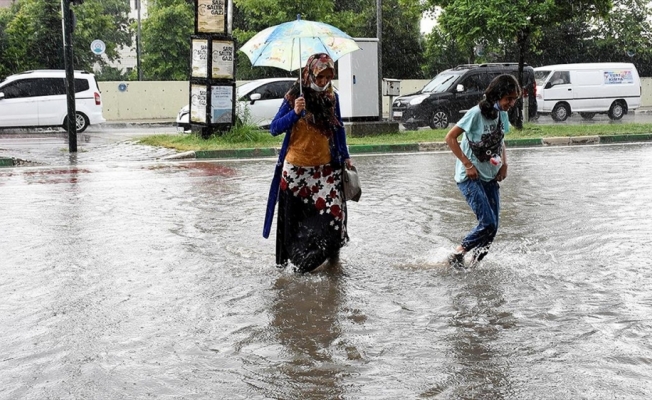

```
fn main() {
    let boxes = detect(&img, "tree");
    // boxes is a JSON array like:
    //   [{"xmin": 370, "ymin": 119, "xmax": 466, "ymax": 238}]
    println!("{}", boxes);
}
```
[
  {"xmin": 424, "ymin": 0, "xmax": 613, "ymax": 85},
  {"xmin": 232, "ymin": 0, "xmax": 424, "ymax": 79},
  {"xmin": 140, "ymin": 0, "xmax": 194, "ymax": 80},
  {"xmin": 0, "ymin": 0, "xmax": 131, "ymax": 76}
]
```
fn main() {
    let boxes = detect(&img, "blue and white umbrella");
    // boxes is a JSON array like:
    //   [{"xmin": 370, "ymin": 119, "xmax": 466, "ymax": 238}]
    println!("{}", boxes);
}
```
[{"xmin": 239, "ymin": 15, "xmax": 360, "ymax": 72}]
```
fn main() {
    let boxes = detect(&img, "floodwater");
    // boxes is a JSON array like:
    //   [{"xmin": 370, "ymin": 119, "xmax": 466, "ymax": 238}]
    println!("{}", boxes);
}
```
[{"xmin": 1, "ymin": 144, "xmax": 651, "ymax": 399}]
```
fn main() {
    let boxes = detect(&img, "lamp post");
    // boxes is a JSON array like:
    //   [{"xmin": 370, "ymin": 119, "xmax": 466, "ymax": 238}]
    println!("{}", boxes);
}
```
[
  {"xmin": 62, "ymin": 0, "xmax": 81, "ymax": 153},
  {"xmin": 136, "ymin": 0, "xmax": 142, "ymax": 81},
  {"xmin": 377, "ymin": 0, "xmax": 382, "ymax": 121}
]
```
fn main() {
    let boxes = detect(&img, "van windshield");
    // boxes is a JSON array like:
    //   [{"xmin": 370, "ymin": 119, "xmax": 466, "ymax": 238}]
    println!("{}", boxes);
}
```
[
  {"xmin": 534, "ymin": 70, "xmax": 551, "ymax": 86},
  {"xmin": 421, "ymin": 72, "xmax": 462, "ymax": 93}
]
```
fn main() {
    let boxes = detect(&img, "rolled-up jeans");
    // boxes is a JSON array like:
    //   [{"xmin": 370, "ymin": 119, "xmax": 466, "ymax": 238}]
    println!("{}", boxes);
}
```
[{"xmin": 457, "ymin": 178, "xmax": 500, "ymax": 259}]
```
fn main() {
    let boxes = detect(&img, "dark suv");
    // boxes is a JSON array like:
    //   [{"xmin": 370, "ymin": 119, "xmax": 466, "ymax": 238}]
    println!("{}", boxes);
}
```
[{"xmin": 392, "ymin": 63, "xmax": 537, "ymax": 129}]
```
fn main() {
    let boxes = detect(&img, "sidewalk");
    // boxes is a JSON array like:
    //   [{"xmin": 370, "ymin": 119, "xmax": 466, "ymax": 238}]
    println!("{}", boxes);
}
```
[
  {"xmin": 2, "ymin": 109, "xmax": 652, "ymax": 167},
  {"xmin": 101, "ymin": 106, "xmax": 652, "ymax": 129}
]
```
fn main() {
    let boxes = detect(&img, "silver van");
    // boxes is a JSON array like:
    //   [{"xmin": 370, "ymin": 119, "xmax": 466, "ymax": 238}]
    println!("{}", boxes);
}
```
[{"xmin": 0, "ymin": 70, "xmax": 105, "ymax": 132}]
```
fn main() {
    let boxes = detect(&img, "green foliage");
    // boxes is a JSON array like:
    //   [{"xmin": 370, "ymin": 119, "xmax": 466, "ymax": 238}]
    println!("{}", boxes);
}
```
[
  {"xmin": 233, "ymin": 0, "xmax": 424, "ymax": 80},
  {"xmin": 95, "ymin": 66, "xmax": 130, "ymax": 81},
  {"xmin": 420, "ymin": 0, "xmax": 613, "ymax": 84},
  {"xmin": 140, "ymin": 0, "xmax": 194, "ymax": 80},
  {"xmin": 138, "ymin": 122, "xmax": 652, "ymax": 151},
  {"xmin": 0, "ymin": 0, "xmax": 131, "ymax": 76},
  {"xmin": 420, "ymin": 27, "xmax": 469, "ymax": 77}
]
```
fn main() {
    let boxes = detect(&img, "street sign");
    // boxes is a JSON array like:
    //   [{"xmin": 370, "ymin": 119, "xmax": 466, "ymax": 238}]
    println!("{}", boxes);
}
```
[{"xmin": 91, "ymin": 39, "xmax": 106, "ymax": 55}]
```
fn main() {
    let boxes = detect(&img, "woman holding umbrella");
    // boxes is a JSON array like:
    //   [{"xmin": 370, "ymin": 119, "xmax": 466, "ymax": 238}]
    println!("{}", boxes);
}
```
[{"xmin": 262, "ymin": 53, "xmax": 354, "ymax": 273}]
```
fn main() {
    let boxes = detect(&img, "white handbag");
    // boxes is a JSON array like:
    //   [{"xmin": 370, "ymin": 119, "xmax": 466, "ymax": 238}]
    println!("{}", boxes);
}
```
[{"xmin": 342, "ymin": 165, "xmax": 362, "ymax": 202}]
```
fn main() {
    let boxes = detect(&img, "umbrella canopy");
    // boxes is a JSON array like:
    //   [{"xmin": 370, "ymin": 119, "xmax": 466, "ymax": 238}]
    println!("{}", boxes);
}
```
[{"xmin": 239, "ymin": 17, "xmax": 360, "ymax": 72}]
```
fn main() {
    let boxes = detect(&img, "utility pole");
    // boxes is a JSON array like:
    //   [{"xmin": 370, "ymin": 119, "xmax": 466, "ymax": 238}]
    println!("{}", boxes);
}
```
[
  {"xmin": 377, "ymin": 0, "xmax": 382, "ymax": 121},
  {"xmin": 137, "ymin": 0, "xmax": 142, "ymax": 81},
  {"xmin": 62, "ymin": 0, "xmax": 82, "ymax": 153}
]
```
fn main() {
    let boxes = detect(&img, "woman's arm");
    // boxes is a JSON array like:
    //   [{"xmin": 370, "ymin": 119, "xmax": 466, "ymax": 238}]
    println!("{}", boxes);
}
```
[
  {"xmin": 497, "ymin": 143, "xmax": 508, "ymax": 181},
  {"xmin": 270, "ymin": 98, "xmax": 300, "ymax": 136},
  {"xmin": 445, "ymin": 125, "xmax": 478, "ymax": 180},
  {"xmin": 334, "ymin": 94, "xmax": 352, "ymax": 167}
]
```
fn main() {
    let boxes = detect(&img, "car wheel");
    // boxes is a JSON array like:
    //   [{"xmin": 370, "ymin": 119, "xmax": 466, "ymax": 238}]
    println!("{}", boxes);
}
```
[
  {"xmin": 607, "ymin": 101, "xmax": 626, "ymax": 120},
  {"xmin": 551, "ymin": 103, "xmax": 570, "ymax": 122},
  {"xmin": 75, "ymin": 113, "xmax": 90, "ymax": 133},
  {"xmin": 579, "ymin": 112, "xmax": 595, "ymax": 120},
  {"xmin": 63, "ymin": 112, "xmax": 90, "ymax": 133},
  {"xmin": 429, "ymin": 110, "xmax": 449, "ymax": 129}
]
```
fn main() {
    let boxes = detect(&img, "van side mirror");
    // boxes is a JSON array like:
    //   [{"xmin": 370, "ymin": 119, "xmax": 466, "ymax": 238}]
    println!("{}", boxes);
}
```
[
  {"xmin": 250, "ymin": 93, "xmax": 261, "ymax": 104},
  {"xmin": 456, "ymin": 84, "xmax": 465, "ymax": 92}
]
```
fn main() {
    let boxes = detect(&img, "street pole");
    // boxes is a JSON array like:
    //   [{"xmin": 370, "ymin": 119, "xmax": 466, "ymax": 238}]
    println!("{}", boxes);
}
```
[
  {"xmin": 61, "ymin": 0, "xmax": 77, "ymax": 153},
  {"xmin": 377, "ymin": 0, "xmax": 382, "ymax": 121},
  {"xmin": 137, "ymin": 0, "xmax": 142, "ymax": 81}
]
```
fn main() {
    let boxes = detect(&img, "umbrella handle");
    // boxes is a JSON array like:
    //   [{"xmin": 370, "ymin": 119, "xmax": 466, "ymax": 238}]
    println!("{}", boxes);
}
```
[{"xmin": 299, "ymin": 93, "xmax": 305, "ymax": 117}]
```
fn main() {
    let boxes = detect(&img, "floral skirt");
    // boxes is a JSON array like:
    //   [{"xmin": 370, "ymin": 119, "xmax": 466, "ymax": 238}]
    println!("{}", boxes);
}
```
[{"xmin": 276, "ymin": 161, "xmax": 348, "ymax": 272}]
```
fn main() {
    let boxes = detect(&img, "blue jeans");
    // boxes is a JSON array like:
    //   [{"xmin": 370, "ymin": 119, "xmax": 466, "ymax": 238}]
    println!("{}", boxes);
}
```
[{"xmin": 457, "ymin": 179, "xmax": 500, "ymax": 259}]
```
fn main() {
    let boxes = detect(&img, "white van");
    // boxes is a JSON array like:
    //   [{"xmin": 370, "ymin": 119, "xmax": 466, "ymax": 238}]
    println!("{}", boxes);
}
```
[
  {"xmin": 534, "ymin": 63, "xmax": 641, "ymax": 121},
  {"xmin": 0, "ymin": 69, "xmax": 105, "ymax": 133}
]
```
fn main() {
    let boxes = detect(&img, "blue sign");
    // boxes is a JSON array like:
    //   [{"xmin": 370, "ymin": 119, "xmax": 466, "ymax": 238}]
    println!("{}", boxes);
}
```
[{"xmin": 118, "ymin": 83, "xmax": 128, "ymax": 92}]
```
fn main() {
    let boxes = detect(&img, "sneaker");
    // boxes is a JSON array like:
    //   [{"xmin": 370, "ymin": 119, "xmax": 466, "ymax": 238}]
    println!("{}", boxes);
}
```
[
  {"xmin": 469, "ymin": 247, "xmax": 489, "ymax": 268},
  {"xmin": 447, "ymin": 252, "xmax": 466, "ymax": 270}
]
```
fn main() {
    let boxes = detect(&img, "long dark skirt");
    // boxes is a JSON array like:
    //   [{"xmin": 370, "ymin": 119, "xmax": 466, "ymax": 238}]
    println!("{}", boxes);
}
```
[{"xmin": 276, "ymin": 161, "xmax": 349, "ymax": 272}]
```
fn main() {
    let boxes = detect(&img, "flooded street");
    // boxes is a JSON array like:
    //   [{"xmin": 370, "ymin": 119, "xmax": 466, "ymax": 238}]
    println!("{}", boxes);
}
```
[{"xmin": 1, "ymin": 144, "xmax": 652, "ymax": 399}]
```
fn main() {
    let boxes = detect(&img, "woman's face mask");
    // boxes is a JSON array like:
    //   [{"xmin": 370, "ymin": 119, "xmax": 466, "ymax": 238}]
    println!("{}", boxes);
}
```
[
  {"xmin": 309, "ymin": 69, "xmax": 334, "ymax": 92},
  {"xmin": 310, "ymin": 80, "xmax": 329, "ymax": 92}
]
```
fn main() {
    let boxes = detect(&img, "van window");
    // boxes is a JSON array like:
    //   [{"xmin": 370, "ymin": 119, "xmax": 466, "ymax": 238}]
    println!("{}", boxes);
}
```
[
  {"xmin": 460, "ymin": 74, "xmax": 485, "ymax": 93},
  {"xmin": 550, "ymin": 71, "xmax": 570, "ymax": 85},
  {"xmin": 422, "ymin": 72, "xmax": 463, "ymax": 93},
  {"xmin": 37, "ymin": 78, "xmax": 90, "ymax": 96},
  {"xmin": 1, "ymin": 79, "xmax": 40, "ymax": 99},
  {"xmin": 38, "ymin": 78, "xmax": 67, "ymax": 96},
  {"xmin": 534, "ymin": 70, "xmax": 550, "ymax": 86},
  {"xmin": 74, "ymin": 78, "xmax": 90, "ymax": 93}
]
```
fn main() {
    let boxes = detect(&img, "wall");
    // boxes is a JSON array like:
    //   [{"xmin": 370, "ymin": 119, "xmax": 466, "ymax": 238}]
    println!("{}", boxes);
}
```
[{"xmin": 100, "ymin": 78, "xmax": 652, "ymax": 121}]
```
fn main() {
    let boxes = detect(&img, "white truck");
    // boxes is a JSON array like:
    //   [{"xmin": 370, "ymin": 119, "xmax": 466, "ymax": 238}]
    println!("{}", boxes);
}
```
[{"xmin": 534, "ymin": 63, "xmax": 641, "ymax": 121}]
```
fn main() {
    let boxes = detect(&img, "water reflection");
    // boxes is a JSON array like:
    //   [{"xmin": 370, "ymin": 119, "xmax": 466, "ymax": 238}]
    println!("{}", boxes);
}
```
[
  {"xmin": 447, "ymin": 274, "xmax": 516, "ymax": 399},
  {"xmin": 269, "ymin": 271, "xmax": 345, "ymax": 398}
]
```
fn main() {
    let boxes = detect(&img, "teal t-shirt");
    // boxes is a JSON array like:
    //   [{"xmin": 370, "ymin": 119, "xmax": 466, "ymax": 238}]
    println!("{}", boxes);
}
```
[{"xmin": 453, "ymin": 105, "xmax": 510, "ymax": 183}]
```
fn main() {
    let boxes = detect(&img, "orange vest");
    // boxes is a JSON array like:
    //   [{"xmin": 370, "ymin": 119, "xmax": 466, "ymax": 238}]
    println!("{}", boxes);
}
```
[{"xmin": 285, "ymin": 116, "xmax": 331, "ymax": 167}]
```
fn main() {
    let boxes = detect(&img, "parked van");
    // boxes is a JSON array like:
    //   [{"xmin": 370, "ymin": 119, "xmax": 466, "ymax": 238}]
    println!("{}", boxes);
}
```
[
  {"xmin": 0, "ymin": 70, "xmax": 105, "ymax": 133},
  {"xmin": 534, "ymin": 63, "xmax": 641, "ymax": 121},
  {"xmin": 392, "ymin": 63, "xmax": 537, "ymax": 129}
]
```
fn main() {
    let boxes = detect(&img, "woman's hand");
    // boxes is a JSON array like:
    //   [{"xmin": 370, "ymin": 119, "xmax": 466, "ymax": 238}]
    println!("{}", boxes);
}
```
[
  {"xmin": 465, "ymin": 164, "xmax": 479, "ymax": 180},
  {"xmin": 496, "ymin": 163, "xmax": 508, "ymax": 181},
  {"xmin": 294, "ymin": 96, "xmax": 305, "ymax": 115},
  {"xmin": 345, "ymin": 158, "xmax": 353, "ymax": 169}
]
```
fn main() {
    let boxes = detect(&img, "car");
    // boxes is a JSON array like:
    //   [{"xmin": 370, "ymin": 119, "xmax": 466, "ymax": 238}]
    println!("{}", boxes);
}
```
[
  {"xmin": 392, "ymin": 63, "xmax": 538, "ymax": 130},
  {"xmin": 176, "ymin": 77, "xmax": 297, "ymax": 131},
  {"xmin": 0, "ymin": 69, "xmax": 105, "ymax": 133}
]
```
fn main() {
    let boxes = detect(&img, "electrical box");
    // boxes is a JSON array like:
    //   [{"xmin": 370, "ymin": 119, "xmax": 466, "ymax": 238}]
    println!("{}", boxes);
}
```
[
  {"xmin": 337, "ymin": 38, "xmax": 379, "ymax": 121},
  {"xmin": 383, "ymin": 78, "xmax": 401, "ymax": 96}
]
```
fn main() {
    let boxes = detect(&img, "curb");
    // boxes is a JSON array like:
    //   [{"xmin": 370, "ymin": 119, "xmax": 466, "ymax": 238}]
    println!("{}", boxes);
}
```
[{"xmin": 183, "ymin": 133, "xmax": 652, "ymax": 160}]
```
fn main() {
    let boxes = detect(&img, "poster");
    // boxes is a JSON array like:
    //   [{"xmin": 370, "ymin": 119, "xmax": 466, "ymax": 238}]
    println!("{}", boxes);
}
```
[
  {"xmin": 212, "ymin": 40, "xmax": 234, "ymax": 79},
  {"xmin": 190, "ymin": 84, "xmax": 207, "ymax": 124},
  {"xmin": 197, "ymin": 0, "xmax": 225, "ymax": 33},
  {"xmin": 604, "ymin": 70, "xmax": 634, "ymax": 85},
  {"xmin": 211, "ymin": 85, "xmax": 233, "ymax": 124},
  {"xmin": 191, "ymin": 39, "xmax": 208, "ymax": 78}
]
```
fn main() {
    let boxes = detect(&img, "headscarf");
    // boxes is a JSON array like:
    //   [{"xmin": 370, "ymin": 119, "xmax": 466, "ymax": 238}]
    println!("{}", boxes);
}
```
[{"xmin": 284, "ymin": 53, "xmax": 341, "ymax": 136}]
